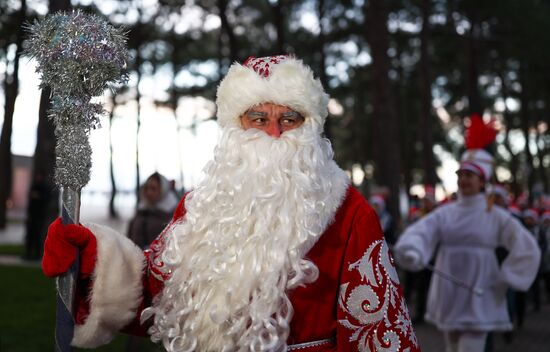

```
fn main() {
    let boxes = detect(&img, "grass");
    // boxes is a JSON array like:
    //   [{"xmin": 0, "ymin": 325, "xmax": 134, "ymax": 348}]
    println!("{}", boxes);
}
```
[
  {"xmin": 0, "ymin": 244, "xmax": 25, "ymax": 256},
  {"xmin": 0, "ymin": 265, "xmax": 162, "ymax": 351},
  {"xmin": 0, "ymin": 265, "xmax": 55, "ymax": 351}
]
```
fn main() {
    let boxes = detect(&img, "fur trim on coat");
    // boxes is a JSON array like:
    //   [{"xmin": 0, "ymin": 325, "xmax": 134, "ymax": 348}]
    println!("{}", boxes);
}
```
[{"xmin": 72, "ymin": 223, "xmax": 145, "ymax": 348}]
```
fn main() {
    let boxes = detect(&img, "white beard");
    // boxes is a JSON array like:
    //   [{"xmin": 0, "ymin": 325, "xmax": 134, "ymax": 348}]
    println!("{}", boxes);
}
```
[{"xmin": 143, "ymin": 123, "xmax": 349, "ymax": 352}]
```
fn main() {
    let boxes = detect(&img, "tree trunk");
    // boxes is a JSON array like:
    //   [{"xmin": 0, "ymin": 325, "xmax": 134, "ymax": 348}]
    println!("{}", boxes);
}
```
[
  {"xmin": 0, "ymin": 72, "xmax": 14, "ymax": 229},
  {"xmin": 317, "ymin": 0, "xmax": 331, "ymax": 140},
  {"xmin": 169, "ymin": 33, "xmax": 185, "ymax": 194},
  {"xmin": 535, "ymin": 128, "xmax": 549, "ymax": 193},
  {"xmin": 498, "ymin": 71, "xmax": 520, "ymax": 193},
  {"xmin": 23, "ymin": 0, "xmax": 71, "ymax": 258},
  {"xmin": 218, "ymin": 0, "xmax": 238, "ymax": 65},
  {"xmin": 466, "ymin": 9, "xmax": 482, "ymax": 115},
  {"xmin": 135, "ymin": 55, "xmax": 142, "ymax": 205},
  {"xmin": 395, "ymin": 53, "xmax": 413, "ymax": 200},
  {"xmin": 419, "ymin": 0, "xmax": 437, "ymax": 186},
  {"xmin": 108, "ymin": 97, "xmax": 118, "ymax": 219},
  {"xmin": 519, "ymin": 65, "xmax": 535, "ymax": 203},
  {"xmin": 134, "ymin": 8, "xmax": 144, "ymax": 205},
  {"xmin": 364, "ymin": 0, "xmax": 402, "ymax": 224},
  {"xmin": 0, "ymin": 0, "xmax": 26, "ymax": 229},
  {"xmin": 270, "ymin": 0, "xmax": 285, "ymax": 53},
  {"xmin": 24, "ymin": 88, "xmax": 59, "ymax": 259}
]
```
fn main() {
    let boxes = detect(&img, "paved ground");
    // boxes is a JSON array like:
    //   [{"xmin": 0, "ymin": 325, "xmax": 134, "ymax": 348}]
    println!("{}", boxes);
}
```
[{"xmin": 413, "ymin": 303, "xmax": 550, "ymax": 351}]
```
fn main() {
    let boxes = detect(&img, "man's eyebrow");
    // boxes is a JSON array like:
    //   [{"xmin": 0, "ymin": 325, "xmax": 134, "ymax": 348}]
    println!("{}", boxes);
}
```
[
  {"xmin": 246, "ymin": 110, "xmax": 268, "ymax": 117},
  {"xmin": 281, "ymin": 111, "xmax": 303, "ymax": 118}
]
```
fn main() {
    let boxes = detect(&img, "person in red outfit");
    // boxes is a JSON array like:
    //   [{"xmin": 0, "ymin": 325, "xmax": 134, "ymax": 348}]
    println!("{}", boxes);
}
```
[{"xmin": 42, "ymin": 55, "xmax": 420, "ymax": 352}]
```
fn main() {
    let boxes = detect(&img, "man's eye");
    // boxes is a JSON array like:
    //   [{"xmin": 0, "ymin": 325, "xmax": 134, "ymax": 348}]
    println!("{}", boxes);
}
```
[
  {"xmin": 281, "ymin": 118, "xmax": 297, "ymax": 125},
  {"xmin": 253, "ymin": 118, "xmax": 267, "ymax": 125}
]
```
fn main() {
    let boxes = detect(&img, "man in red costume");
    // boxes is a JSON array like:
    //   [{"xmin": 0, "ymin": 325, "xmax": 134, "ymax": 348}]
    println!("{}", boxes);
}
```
[{"xmin": 43, "ymin": 55, "xmax": 420, "ymax": 351}]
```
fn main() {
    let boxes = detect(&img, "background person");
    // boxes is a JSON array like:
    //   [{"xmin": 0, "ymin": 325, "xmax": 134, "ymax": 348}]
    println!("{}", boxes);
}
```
[
  {"xmin": 394, "ymin": 114, "xmax": 540, "ymax": 352},
  {"xmin": 369, "ymin": 194, "xmax": 396, "ymax": 245},
  {"xmin": 127, "ymin": 172, "xmax": 179, "ymax": 250}
]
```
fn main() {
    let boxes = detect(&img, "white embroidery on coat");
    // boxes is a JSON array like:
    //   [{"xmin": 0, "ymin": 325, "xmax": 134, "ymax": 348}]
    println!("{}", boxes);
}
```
[
  {"xmin": 144, "ymin": 230, "xmax": 172, "ymax": 281},
  {"xmin": 338, "ymin": 240, "xmax": 418, "ymax": 351}
]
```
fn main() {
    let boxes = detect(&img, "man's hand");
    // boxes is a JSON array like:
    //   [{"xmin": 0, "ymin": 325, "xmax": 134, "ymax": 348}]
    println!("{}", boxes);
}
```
[
  {"xmin": 42, "ymin": 218, "xmax": 97, "ymax": 278},
  {"xmin": 396, "ymin": 249, "xmax": 423, "ymax": 272}
]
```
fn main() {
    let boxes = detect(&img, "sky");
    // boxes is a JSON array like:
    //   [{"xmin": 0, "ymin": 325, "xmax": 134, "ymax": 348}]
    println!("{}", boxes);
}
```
[{"xmin": 2, "ymin": 57, "xmax": 219, "ymax": 195}]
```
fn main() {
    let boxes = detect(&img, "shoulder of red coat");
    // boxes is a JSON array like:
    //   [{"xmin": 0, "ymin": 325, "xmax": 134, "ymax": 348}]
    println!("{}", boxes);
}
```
[
  {"xmin": 339, "ymin": 186, "xmax": 378, "ymax": 219},
  {"xmin": 345, "ymin": 186, "xmax": 373, "ymax": 209},
  {"xmin": 171, "ymin": 192, "xmax": 190, "ymax": 221}
]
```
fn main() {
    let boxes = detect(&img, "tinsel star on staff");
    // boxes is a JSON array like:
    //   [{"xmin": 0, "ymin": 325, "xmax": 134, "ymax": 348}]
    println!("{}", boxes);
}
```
[{"xmin": 24, "ymin": 10, "xmax": 128, "ymax": 352}]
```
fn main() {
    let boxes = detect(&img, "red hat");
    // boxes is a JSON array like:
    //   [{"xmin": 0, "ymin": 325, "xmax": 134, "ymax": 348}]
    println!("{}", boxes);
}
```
[
  {"xmin": 216, "ymin": 55, "xmax": 329, "ymax": 132},
  {"xmin": 458, "ymin": 114, "xmax": 498, "ymax": 181},
  {"xmin": 522, "ymin": 208, "xmax": 539, "ymax": 222},
  {"xmin": 409, "ymin": 206, "xmax": 420, "ymax": 221},
  {"xmin": 369, "ymin": 195, "xmax": 386, "ymax": 210},
  {"xmin": 516, "ymin": 193, "xmax": 528, "ymax": 207},
  {"xmin": 491, "ymin": 184, "xmax": 509, "ymax": 203},
  {"xmin": 424, "ymin": 184, "xmax": 436, "ymax": 202},
  {"xmin": 508, "ymin": 204, "xmax": 521, "ymax": 217}
]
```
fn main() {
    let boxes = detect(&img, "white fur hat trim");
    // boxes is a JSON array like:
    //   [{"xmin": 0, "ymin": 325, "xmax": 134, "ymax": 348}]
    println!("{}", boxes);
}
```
[
  {"xmin": 459, "ymin": 148, "xmax": 494, "ymax": 181},
  {"xmin": 215, "ymin": 55, "xmax": 329, "ymax": 131}
]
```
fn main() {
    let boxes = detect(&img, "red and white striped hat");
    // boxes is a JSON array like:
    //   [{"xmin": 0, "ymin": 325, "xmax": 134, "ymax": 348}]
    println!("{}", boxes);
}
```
[
  {"xmin": 491, "ymin": 184, "xmax": 509, "ymax": 203},
  {"xmin": 459, "ymin": 150, "xmax": 494, "ymax": 181},
  {"xmin": 508, "ymin": 204, "xmax": 521, "ymax": 217},
  {"xmin": 457, "ymin": 114, "xmax": 498, "ymax": 181},
  {"xmin": 216, "ymin": 55, "xmax": 329, "ymax": 132},
  {"xmin": 458, "ymin": 113, "xmax": 497, "ymax": 181}
]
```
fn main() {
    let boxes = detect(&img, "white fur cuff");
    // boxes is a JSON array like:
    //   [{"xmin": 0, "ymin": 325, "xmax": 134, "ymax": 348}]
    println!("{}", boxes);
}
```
[{"xmin": 72, "ymin": 223, "xmax": 145, "ymax": 348}]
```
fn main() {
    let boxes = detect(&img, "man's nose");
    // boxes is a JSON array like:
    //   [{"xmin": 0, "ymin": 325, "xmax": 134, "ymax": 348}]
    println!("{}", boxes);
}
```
[{"xmin": 265, "ymin": 122, "xmax": 282, "ymax": 138}]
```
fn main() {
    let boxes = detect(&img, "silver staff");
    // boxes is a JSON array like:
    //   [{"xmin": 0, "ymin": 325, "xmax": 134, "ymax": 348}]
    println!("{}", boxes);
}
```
[{"xmin": 25, "ymin": 11, "xmax": 128, "ymax": 351}]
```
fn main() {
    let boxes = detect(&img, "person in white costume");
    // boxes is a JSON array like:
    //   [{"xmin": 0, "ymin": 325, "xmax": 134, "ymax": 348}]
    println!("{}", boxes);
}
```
[{"xmin": 394, "ymin": 114, "xmax": 541, "ymax": 352}]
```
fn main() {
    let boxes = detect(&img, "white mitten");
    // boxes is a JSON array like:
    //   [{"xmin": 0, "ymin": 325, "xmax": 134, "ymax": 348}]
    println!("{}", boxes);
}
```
[{"xmin": 397, "ymin": 249, "xmax": 423, "ymax": 272}]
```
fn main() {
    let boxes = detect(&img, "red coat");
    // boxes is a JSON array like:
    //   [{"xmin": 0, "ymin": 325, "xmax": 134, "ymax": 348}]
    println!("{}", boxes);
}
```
[{"xmin": 130, "ymin": 186, "xmax": 420, "ymax": 351}]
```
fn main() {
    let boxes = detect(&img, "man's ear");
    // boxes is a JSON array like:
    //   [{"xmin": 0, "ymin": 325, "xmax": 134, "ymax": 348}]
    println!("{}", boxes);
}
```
[{"xmin": 239, "ymin": 114, "xmax": 246, "ymax": 128}]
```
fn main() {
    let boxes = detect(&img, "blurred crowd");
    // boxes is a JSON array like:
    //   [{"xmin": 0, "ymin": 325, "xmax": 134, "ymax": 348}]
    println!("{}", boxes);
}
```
[{"xmin": 376, "ymin": 183, "xmax": 550, "ymax": 350}]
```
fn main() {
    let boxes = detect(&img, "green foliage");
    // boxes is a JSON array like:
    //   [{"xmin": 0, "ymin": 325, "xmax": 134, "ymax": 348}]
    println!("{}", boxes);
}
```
[{"xmin": 2, "ymin": 0, "xmax": 550, "ymax": 200}]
